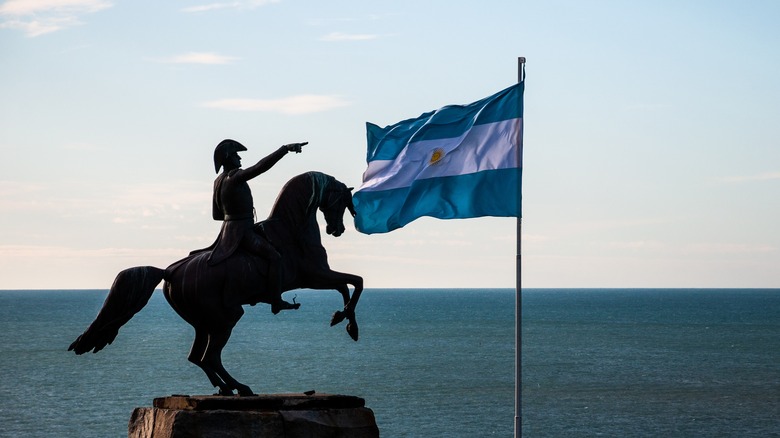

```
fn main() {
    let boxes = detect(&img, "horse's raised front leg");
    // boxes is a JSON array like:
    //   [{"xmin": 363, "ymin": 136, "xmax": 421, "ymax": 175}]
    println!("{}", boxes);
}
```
[
  {"xmin": 342, "ymin": 275, "xmax": 363, "ymax": 341},
  {"xmin": 329, "ymin": 284, "xmax": 352, "ymax": 326},
  {"xmin": 313, "ymin": 271, "xmax": 363, "ymax": 341},
  {"xmin": 331, "ymin": 284, "xmax": 350, "ymax": 320}
]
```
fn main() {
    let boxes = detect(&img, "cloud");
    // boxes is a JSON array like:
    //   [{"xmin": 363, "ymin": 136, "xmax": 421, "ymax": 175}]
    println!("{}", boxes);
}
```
[
  {"xmin": 624, "ymin": 103, "xmax": 672, "ymax": 111},
  {"xmin": 682, "ymin": 243, "xmax": 776, "ymax": 255},
  {"xmin": 0, "ymin": 0, "xmax": 112, "ymax": 36},
  {"xmin": 307, "ymin": 13, "xmax": 399, "ymax": 26},
  {"xmin": 721, "ymin": 172, "xmax": 780, "ymax": 183},
  {"xmin": 0, "ymin": 244, "xmax": 185, "ymax": 259},
  {"xmin": 61, "ymin": 141, "xmax": 105, "ymax": 151},
  {"xmin": 160, "ymin": 52, "xmax": 239, "ymax": 65},
  {"xmin": 201, "ymin": 95, "xmax": 351, "ymax": 115},
  {"xmin": 181, "ymin": 0, "xmax": 278, "ymax": 13},
  {"xmin": 608, "ymin": 240, "xmax": 665, "ymax": 250},
  {"xmin": 320, "ymin": 31, "xmax": 378, "ymax": 42},
  {"xmin": 0, "ymin": 180, "xmax": 210, "ymax": 225}
]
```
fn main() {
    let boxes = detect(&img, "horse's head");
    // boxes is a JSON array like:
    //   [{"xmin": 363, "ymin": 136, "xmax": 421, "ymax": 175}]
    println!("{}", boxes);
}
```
[{"xmin": 320, "ymin": 179, "xmax": 355, "ymax": 237}]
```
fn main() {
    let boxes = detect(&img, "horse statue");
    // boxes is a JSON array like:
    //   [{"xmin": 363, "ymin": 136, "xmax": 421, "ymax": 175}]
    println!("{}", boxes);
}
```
[{"xmin": 69, "ymin": 171, "xmax": 363, "ymax": 396}]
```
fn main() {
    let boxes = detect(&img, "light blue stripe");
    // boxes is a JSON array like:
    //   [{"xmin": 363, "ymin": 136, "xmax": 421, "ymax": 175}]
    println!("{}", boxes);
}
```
[
  {"xmin": 366, "ymin": 83, "xmax": 523, "ymax": 162},
  {"xmin": 353, "ymin": 168, "xmax": 521, "ymax": 234}
]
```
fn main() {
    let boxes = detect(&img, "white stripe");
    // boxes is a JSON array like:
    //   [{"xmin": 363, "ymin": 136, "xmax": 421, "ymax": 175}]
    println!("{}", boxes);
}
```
[{"xmin": 359, "ymin": 118, "xmax": 522, "ymax": 192}]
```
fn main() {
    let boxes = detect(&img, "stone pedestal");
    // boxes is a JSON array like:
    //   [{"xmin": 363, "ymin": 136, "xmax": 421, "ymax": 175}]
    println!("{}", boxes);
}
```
[{"xmin": 128, "ymin": 393, "xmax": 379, "ymax": 438}]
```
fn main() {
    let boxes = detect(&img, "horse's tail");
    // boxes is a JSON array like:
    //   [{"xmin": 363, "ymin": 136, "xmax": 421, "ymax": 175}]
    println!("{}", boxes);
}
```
[{"xmin": 68, "ymin": 266, "xmax": 165, "ymax": 355}]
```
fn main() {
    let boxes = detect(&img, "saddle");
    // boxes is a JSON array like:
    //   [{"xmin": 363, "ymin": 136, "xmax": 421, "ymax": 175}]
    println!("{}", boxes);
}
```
[{"xmin": 167, "ymin": 234, "xmax": 275, "ymax": 309}]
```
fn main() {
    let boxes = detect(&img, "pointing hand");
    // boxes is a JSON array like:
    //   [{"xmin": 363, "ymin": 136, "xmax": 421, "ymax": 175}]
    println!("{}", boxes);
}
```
[{"xmin": 284, "ymin": 142, "xmax": 308, "ymax": 153}]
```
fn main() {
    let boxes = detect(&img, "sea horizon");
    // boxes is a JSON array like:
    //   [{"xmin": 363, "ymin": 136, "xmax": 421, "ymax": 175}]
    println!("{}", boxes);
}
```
[
  {"xmin": 3, "ymin": 287, "xmax": 778, "ymax": 291},
  {"xmin": 2, "ymin": 287, "xmax": 778, "ymax": 437}
]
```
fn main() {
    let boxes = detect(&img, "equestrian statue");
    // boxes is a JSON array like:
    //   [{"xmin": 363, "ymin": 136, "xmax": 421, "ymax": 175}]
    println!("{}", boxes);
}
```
[{"xmin": 69, "ymin": 140, "xmax": 363, "ymax": 396}]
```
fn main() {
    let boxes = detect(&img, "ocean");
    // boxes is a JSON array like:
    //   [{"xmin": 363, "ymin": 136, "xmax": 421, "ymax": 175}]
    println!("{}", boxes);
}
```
[{"xmin": 0, "ymin": 288, "xmax": 778, "ymax": 437}]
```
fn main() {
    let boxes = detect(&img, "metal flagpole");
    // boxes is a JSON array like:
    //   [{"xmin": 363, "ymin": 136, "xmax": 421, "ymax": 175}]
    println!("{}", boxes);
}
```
[{"xmin": 515, "ymin": 56, "xmax": 526, "ymax": 438}]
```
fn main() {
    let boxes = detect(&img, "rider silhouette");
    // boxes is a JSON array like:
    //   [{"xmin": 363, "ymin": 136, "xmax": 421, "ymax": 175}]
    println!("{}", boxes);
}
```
[{"xmin": 210, "ymin": 139, "xmax": 306, "ymax": 314}]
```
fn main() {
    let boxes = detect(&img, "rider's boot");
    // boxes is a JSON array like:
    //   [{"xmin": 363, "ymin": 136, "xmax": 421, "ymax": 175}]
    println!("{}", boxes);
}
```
[
  {"xmin": 244, "ymin": 234, "xmax": 299, "ymax": 314},
  {"xmin": 271, "ymin": 299, "xmax": 297, "ymax": 314},
  {"xmin": 266, "ymin": 254, "xmax": 298, "ymax": 314}
]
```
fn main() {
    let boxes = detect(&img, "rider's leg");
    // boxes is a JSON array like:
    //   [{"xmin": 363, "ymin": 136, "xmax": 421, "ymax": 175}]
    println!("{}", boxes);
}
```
[{"xmin": 241, "ymin": 233, "xmax": 296, "ymax": 313}]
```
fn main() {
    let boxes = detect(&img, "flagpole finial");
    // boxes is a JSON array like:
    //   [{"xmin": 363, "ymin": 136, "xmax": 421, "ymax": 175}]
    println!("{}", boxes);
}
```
[{"xmin": 518, "ymin": 57, "xmax": 526, "ymax": 83}]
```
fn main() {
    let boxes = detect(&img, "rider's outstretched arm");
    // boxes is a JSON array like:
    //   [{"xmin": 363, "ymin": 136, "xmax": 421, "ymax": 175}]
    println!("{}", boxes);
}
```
[{"xmin": 238, "ymin": 142, "xmax": 306, "ymax": 181}]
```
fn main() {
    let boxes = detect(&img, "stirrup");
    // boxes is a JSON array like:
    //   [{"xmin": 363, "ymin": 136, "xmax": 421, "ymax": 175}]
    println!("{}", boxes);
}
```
[{"xmin": 271, "ymin": 299, "xmax": 300, "ymax": 315}]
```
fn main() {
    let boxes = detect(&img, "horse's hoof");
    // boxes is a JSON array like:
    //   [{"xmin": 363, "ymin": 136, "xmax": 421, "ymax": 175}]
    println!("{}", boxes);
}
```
[
  {"xmin": 346, "ymin": 321, "xmax": 359, "ymax": 341},
  {"xmin": 217, "ymin": 388, "xmax": 234, "ymax": 396},
  {"xmin": 237, "ymin": 387, "xmax": 255, "ymax": 396},
  {"xmin": 330, "ymin": 310, "xmax": 346, "ymax": 326}
]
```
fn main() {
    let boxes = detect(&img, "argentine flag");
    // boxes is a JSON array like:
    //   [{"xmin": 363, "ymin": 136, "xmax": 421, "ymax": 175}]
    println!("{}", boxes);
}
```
[{"xmin": 353, "ymin": 83, "xmax": 523, "ymax": 234}]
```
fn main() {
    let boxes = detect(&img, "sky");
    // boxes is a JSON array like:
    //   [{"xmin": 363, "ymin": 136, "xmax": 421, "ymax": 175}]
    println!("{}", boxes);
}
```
[{"xmin": 1, "ymin": 0, "xmax": 779, "ymax": 289}]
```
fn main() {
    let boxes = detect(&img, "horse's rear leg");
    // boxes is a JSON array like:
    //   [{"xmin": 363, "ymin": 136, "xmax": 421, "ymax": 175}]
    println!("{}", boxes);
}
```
[
  {"xmin": 189, "ymin": 328, "xmax": 232, "ymax": 395},
  {"xmin": 202, "ymin": 328, "xmax": 254, "ymax": 396}
]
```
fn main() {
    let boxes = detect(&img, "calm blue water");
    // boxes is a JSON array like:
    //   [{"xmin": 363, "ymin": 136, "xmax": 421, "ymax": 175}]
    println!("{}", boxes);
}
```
[{"xmin": 0, "ymin": 289, "xmax": 778, "ymax": 437}]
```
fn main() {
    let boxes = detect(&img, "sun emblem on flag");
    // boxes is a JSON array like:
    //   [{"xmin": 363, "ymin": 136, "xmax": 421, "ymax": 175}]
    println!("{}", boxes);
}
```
[{"xmin": 429, "ymin": 148, "xmax": 445, "ymax": 166}]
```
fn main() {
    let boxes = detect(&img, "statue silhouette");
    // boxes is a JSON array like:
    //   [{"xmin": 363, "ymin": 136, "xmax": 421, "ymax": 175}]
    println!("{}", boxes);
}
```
[{"xmin": 69, "ymin": 171, "xmax": 363, "ymax": 396}]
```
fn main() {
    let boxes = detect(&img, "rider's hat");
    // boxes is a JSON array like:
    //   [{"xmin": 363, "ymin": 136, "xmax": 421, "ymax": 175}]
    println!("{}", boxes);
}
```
[{"xmin": 214, "ymin": 139, "xmax": 247, "ymax": 173}]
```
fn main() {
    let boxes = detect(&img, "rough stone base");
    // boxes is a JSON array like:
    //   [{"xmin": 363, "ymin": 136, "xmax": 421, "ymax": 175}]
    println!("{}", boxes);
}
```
[{"xmin": 128, "ymin": 394, "xmax": 379, "ymax": 438}]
